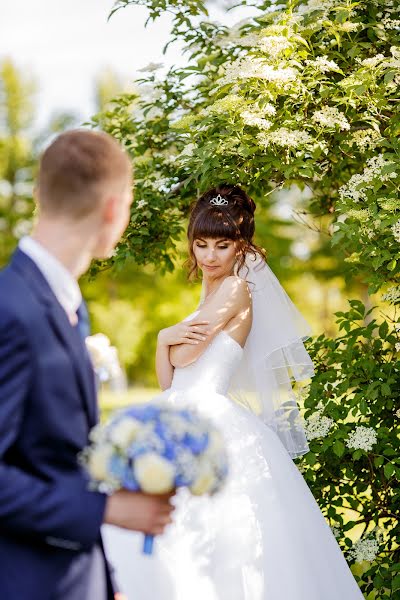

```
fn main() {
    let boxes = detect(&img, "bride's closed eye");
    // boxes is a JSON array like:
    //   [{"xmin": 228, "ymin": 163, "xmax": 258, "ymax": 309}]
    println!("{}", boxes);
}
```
[{"xmin": 195, "ymin": 242, "xmax": 230, "ymax": 250}]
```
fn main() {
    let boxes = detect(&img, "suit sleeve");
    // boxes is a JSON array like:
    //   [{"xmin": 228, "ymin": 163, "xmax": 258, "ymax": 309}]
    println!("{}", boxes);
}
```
[{"xmin": 0, "ymin": 314, "xmax": 107, "ymax": 551}]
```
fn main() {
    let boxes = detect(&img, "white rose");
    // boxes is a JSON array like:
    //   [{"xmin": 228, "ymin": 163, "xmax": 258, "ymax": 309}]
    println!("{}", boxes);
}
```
[
  {"xmin": 88, "ymin": 444, "xmax": 114, "ymax": 480},
  {"xmin": 134, "ymin": 453, "xmax": 175, "ymax": 494},
  {"xmin": 85, "ymin": 334, "xmax": 112, "ymax": 367},
  {"xmin": 190, "ymin": 462, "xmax": 217, "ymax": 496},
  {"xmin": 206, "ymin": 430, "xmax": 224, "ymax": 455},
  {"xmin": 109, "ymin": 419, "xmax": 140, "ymax": 448}
]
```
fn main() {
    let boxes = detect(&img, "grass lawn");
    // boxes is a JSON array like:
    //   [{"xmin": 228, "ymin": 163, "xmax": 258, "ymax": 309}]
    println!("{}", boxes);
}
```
[{"xmin": 99, "ymin": 386, "xmax": 160, "ymax": 421}]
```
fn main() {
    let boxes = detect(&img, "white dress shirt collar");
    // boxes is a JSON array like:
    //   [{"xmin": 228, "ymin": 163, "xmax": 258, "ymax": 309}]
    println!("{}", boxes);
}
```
[{"xmin": 19, "ymin": 236, "xmax": 82, "ymax": 318}]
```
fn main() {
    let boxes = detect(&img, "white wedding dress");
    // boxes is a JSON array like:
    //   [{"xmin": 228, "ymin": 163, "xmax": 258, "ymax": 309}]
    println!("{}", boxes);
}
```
[{"xmin": 103, "ymin": 326, "xmax": 364, "ymax": 600}]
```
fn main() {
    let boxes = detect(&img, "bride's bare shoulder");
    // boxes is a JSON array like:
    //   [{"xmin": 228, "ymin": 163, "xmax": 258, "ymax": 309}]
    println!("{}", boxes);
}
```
[{"xmin": 218, "ymin": 276, "xmax": 251, "ymax": 305}]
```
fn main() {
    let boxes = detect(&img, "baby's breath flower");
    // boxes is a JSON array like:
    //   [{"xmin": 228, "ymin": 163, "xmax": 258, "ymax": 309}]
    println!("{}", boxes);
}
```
[
  {"xmin": 137, "ymin": 199, "xmax": 148, "ymax": 209},
  {"xmin": 312, "ymin": 106, "xmax": 350, "ymax": 131},
  {"xmin": 395, "ymin": 342, "xmax": 400, "ymax": 352},
  {"xmin": 395, "ymin": 408, "xmax": 400, "ymax": 417},
  {"xmin": 346, "ymin": 425, "xmax": 377, "ymax": 452}
]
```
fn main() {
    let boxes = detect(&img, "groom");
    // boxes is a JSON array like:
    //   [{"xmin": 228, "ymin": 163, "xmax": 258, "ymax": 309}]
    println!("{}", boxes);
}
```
[{"xmin": 0, "ymin": 130, "xmax": 173, "ymax": 600}]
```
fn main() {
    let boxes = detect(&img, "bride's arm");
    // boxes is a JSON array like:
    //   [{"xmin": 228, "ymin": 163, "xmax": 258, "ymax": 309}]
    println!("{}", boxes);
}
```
[
  {"xmin": 155, "ymin": 339, "xmax": 174, "ymax": 391},
  {"xmin": 170, "ymin": 277, "xmax": 251, "ymax": 369},
  {"xmin": 156, "ymin": 318, "xmax": 211, "ymax": 390}
]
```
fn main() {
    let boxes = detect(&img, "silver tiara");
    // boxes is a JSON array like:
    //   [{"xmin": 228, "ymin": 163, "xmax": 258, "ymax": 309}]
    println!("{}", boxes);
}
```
[{"xmin": 209, "ymin": 194, "xmax": 229, "ymax": 206}]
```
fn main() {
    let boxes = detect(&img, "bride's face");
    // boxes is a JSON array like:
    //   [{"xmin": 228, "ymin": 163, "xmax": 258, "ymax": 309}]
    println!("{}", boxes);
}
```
[{"xmin": 193, "ymin": 237, "xmax": 237, "ymax": 278}]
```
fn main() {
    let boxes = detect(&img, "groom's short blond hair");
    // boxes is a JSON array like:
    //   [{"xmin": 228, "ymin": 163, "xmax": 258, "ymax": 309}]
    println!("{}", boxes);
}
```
[{"xmin": 37, "ymin": 129, "xmax": 132, "ymax": 219}]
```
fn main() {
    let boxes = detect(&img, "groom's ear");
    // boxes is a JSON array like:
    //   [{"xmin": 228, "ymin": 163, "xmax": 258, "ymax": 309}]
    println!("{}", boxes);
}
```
[{"xmin": 102, "ymin": 195, "xmax": 119, "ymax": 224}]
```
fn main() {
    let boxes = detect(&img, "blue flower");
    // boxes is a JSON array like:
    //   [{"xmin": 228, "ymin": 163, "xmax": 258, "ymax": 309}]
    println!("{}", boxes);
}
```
[{"xmin": 183, "ymin": 432, "xmax": 209, "ymax": 455}]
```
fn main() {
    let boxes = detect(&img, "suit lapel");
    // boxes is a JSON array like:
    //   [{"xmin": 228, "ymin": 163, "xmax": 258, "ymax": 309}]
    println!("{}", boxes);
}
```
[
  {"xmin": 11, "ymin": 249, "xmax": 97, "ymax": 429},
  {"xmin": 46, "ymin": 301, "xmax": 98, "ymax": 428}
]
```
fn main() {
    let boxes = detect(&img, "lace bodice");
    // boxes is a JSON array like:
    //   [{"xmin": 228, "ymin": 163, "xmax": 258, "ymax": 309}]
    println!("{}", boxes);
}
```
[{"xmin": 171, "ymin": 331, "xmax": 243, "ymax": 395}]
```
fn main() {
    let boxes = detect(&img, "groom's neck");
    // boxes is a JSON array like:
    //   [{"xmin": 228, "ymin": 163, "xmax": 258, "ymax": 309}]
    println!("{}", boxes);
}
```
[{"xmin": 31, "ymin": 217, "xmax": 96, "ymax": 280}]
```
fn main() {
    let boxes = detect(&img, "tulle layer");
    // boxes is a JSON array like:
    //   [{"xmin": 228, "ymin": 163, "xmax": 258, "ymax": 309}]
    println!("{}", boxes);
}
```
[{"xmin": 103, "ymin": 390, "xmax": 364, "ymax": 600}]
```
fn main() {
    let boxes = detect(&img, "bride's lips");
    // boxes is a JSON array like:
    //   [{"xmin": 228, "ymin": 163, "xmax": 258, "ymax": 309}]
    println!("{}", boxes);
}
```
[{"xmin": 202, "ymin": 264, "xmax": 219, "ymax": 271}]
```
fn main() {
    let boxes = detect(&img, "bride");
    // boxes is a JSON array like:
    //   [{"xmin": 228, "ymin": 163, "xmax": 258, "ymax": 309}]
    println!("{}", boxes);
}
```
[{"xmin": 103, "ymin": 184, "xmax": 364, "ymax": 600}]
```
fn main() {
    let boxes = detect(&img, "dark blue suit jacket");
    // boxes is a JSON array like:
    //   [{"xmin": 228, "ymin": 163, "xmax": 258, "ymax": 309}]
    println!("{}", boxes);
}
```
[{"xmin": 0, "ymin": 249, "xmax": 114, "ymax": 599}]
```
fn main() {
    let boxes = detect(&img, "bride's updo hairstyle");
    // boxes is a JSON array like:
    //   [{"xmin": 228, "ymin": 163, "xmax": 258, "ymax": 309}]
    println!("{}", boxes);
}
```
[{"xmin": 187, "ymin": 184, "xmax": 266, "ymax": 279}]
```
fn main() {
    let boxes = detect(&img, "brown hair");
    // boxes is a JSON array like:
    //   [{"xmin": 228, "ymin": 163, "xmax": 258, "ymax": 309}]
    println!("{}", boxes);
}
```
[
  {"xmin": 37, "ymin": 129, "xmax": 132, "ymax": 219},
  {"xmin": 187, "ymin": 184, "xmax": 266, "ymax": 279}
]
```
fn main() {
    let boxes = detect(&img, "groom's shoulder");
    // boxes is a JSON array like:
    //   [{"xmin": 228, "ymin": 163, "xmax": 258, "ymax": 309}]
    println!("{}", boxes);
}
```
[{"xmin": 0, "ymin": 259, "xmax": 40, "ymax": 332}]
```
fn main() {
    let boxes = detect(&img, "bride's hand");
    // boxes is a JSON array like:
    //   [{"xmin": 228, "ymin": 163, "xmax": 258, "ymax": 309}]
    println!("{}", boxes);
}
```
[{"xmin": 158, "ymin": 320, "xmax": 210, "ymax": 346}]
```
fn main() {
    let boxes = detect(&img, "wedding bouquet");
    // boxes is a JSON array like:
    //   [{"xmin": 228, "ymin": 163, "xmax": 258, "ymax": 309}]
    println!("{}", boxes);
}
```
[{"xmin": 80, "ymin": 403, "xmax": 229, "ymax": 554}]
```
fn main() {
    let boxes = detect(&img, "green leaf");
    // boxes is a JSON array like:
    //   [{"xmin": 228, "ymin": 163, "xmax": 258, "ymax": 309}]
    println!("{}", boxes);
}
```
[
  {"xmin": 384, "ymin": 463, "xmax": 395, "ymax": 478},
  {"xmin": 379, "ymin": 321, "xmax": 389, "ymax": 338},
  {"xmin": 333, "ymin": 440, "xmax": 345, "ymax": 457}
]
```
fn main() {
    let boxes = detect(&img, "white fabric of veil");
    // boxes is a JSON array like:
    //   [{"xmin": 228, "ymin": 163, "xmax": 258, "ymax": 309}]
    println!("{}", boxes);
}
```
[{"xmin": 228, "ymin": 252, "xmax": 315, "ymax": 458}]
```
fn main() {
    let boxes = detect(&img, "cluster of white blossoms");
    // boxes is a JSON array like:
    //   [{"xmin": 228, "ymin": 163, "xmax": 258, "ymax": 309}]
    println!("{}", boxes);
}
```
[
  {"xmin": 257, "ymin": 35, "xmax": 294, "ymax": 58},
  {"xmin": 137, "ymin": 62, "xmax": 164, "ymax": 73},
  {"xmin": 382, "ymin": 17, "xmax": 400, "ymax": 29},
  {"xmin": 219, "ymin": 57, "xmax": 298, "ymax": 86},
  {"xmin": 391, "ymin": 219, "xmax": 400, "ymax": 243},
  {"xmin": 312, "ymin": 106, "xmax": 350, "ymax": 131},
  {"xmin": 303, "ymin": 409, "xmax": 334, "ymax": 441},
  {"xmin": 305, "ymin": 56, "xmax": 339, "ymax": 73},
  {"xmin": 339, "ymin": 155, "xmax": 396, "ymax": 203},
  {"xmin": 382, "ymin": 286, "xmax": 400, "ymax": 303},
  {"xmin": 345, "ymin": 426, "xmax": 377, "ymax": 452},
  {"xmin": 348, "ymin": 129, "xmax": 381, "ymax": 152},
  {"xmin": 338, "ymin": 21, "xmax": 361, "ymax": 32},
  {"xmin": 395, "ymin": 342, "xmax": 400, "ymax": 352},
  {"xmin": 136, "ymin": 199, "xmax": 148, "ymax": 209},
  {"xmin": 346, "ymin": 208, "xmax": 371, "ymax": 222},
  {"xmin": 241, "ymin": 110, "xmax": 272, "ymax": 130},
  {"xmin": 297, "ymin": 0, "xmax": 346, "ymax": 16},
  {"xmin": 204, "ymin": 94, "xmax": 244, "ymax": 115},
  {"xmin": 257, "ymin": 127, "xmax": 313, "ymax": 149},
  {"xmin": 396, "ymin": 408, "xmax": 400, "ymax": 418},
  {"xmin": 360, "ymin": 54, "xmax": 386, "ymax": 68},
  {"xmin": 348, "ymin": 536, "xmax": 379, "ymax": 563},
  {"xmin": 378, "ymin": 197, "xmax": 400, "ymax": 212},
  {"xmin": 330, "ymin": 523, "xmax": 341, "ymax": 539}
]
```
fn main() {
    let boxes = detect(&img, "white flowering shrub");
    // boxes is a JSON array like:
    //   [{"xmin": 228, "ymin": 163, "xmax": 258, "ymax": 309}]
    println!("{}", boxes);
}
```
[
  {"xmin": 302, "ymin": 300, "xmax": 399, "ymax": 596},
  {"xmin": 93, "ymin": 0, "xmax": 399, "ymax": 297},
  {"xmin": 92, "ymin": 0, "xmax": 400, "ymax": 595}
]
